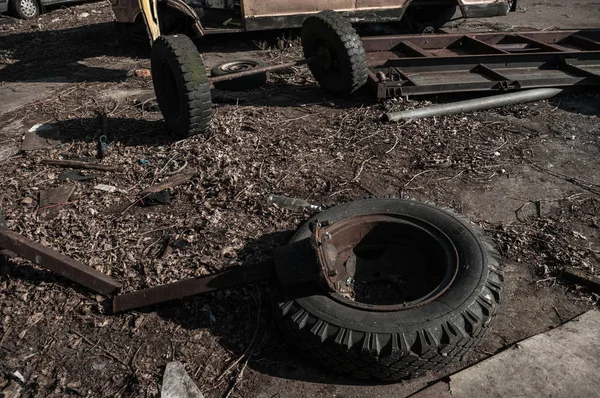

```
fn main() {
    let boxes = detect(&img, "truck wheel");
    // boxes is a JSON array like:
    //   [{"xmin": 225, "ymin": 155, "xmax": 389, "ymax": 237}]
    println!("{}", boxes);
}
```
[
  {"xmin": 211, "ymin": 60, "xmax": 268, "ymax": 91},
  {"xmin": 151, "ymin": 35, "xmax": 212, "ymax": 137},
  {"xmin": 12, "ymin": 0, "xmax": 40, "ymax": 19},
  {"xmin": 273, "ymin": 199, "xmax": 503, "ymax": 380},
  {"xmin": 301, "ymin": 10, "xmax": 368, "ymax": 97}
]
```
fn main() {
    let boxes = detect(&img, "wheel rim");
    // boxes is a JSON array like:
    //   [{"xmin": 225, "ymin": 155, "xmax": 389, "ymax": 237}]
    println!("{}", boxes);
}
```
[
  {"xmin": 218, "ymin": 61, "xmax": 258, "ymax": 73},
  {"xmin": 316, "ymin": 214, "xmax": 459, "ymax": 311},
  {"xmin": 314, "ymin": 39, "xmax": 340, "ymax": 77},
  {"xmin": 158, "ymin": 61, "xmax": 181, "ymax": 118},
  {"xmin": 19, "ymin": 0, "xmax": 37, "ymax": 18}
]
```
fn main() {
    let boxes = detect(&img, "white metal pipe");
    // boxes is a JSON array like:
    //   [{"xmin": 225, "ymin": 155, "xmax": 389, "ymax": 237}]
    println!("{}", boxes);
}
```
[{"xmin": 383, "ymin": 88, "xmax": 565, "ymax": 122}]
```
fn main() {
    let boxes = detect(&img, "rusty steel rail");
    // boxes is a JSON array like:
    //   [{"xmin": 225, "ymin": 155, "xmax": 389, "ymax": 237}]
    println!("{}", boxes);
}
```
[
  {"xmin": 362, "ymin": 29, "xmax": 600, "ymax": 97},
  {"xmin": 0, "ymin": 228, "xmax": 121, "ymax": 295}
]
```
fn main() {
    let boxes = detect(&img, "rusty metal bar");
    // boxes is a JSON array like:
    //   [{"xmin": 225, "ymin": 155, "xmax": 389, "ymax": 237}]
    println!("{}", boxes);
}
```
[
  {"xmin": 513, "ymin": 34, "xmax": 568, "ymax": 52},
  {"xmin": 473, "ymin": 63, "xmax": 511, "ymax": 81},
  {"xmin": 462, "ymin": 36, "xmax": 510, "ymax": 54},
  {"xmin": 397, "ymin": 41, "xmax": 430, "ymax": 57},
  {"xmin": 569, "ymin": 35, "xmax": 600, "ymax": 50},
  {"xmin": 0, "ymin": 228, "xmax": 121, "ymax": 295},
  {"xmin": 209, "ymin": 58, "xmax": 316, "ymax": 84},
  {"xmin": 112, "ymin": 259, "xmax": 275, "ymax": 312},
  {"xmin": 361, "ymin": 30, "xmax": 596, "ymax": 53}
]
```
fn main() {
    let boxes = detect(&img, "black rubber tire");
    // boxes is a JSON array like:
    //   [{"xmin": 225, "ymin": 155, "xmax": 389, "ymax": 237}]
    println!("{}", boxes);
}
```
[
  {"xmin": 273, "ymin": 199, "xmax": 503, "ymax": 381},
  {"xmin": 211, "ymin": 60, "xmax": 269, "ymax": 91},
  {"xmin": 301, "ymin": 11, "xmax": 368, "ymax": 97},
  {"xmin": 150, "ymin": 35, "xmax": 212, "ymax": 137},
  {"xmin": 12, "ymin": 0, "xmax": 39, "ymax": 19}
]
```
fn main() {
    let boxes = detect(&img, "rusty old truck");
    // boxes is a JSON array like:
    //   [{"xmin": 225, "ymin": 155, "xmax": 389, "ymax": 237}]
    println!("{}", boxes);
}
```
[{"xmin": 112, "ymin": 0, "xmax": 517, "ymax": 39}]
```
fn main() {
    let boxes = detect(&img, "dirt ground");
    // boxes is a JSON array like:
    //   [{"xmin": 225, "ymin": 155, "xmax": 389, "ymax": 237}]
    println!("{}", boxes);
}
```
[{"xmin": 0, "ymin": 1, "xmax": 599, "ymax": 397}]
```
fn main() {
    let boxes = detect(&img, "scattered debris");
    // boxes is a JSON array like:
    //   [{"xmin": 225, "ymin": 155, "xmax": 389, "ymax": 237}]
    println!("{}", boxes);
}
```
[
  {"xmin": 563, "ymin": 268, "xmax": 600, "ymax": 293},
  {"xmin": 78, "ymin": 12, "xmax": 90, "ymax": 18},
  {"xmin": 140, "ymin": 190, "xmax": 171, "ymax": 206},
  {"xmin": 267, "ymin": 194, "xmax": 321, "ymax": 212},
  {"xmin": 94, "ymin": 184, "xmax": 127, "ymax": 194},
  {"xmin": 38, "ymin": 185, "xmax": 76, "ymax": 217},
  {"xmin": 134, "ymin": 68, "xmax": 151, "ymax": 78},
  {"xmin": 12, "ymin": 371, "xmax": 25, "ymax": 384},
  {"xmin": 0, "ymin": 144, "xmax": 20, "ymax": 162},
  {"xmin": 58, "ymin": 171, "xmax": 96, "ymax": 182},
  {"xmin": 139, "ymin": 169, "xmax": 197, "ymax": 195},
  {"xmin": 161, "ymin": 361, "xmax": 204, "ymax": 398},
  {"xmin": 2, "ymin": 381, "xmax": 22, "ymax": 398},
  {"xmin": 21, "ymin": 197, "xmax": 34, "ymax": 205},
  {"xmin": 41, "ymin": 159, "xmax": 125, "ymax": 172},
  {"xmin": 28, "ymin": 123, "xmax": 59, "ymax": 134},
  {"xmin": 97, "ymin": 135, "xmax": 110, "ymax": 158},
  {"xmin": 21, "ymin": 124, "xmax": 62, "ymax": 152}
]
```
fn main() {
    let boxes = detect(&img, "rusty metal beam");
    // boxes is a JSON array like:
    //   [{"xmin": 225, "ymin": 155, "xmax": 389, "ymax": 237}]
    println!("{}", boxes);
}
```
[
  {"xmin": 0, "ymin": 228, "xmax": 121, "ymax": 296},
  {"xmin": 112, "ymin": 259, "xmax": 275, "ymax": 312}
]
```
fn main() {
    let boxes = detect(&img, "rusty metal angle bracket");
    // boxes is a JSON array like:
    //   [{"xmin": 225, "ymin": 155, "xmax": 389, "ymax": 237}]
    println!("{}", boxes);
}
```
[{"xmin": 0, "ymin": 228, "xmax": 121, "ymax": 295}]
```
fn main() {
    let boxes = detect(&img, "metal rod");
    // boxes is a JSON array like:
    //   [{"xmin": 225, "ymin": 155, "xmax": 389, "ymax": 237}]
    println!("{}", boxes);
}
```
[
  {"xmin": 112, "ymin": 259, "xmax": 275, "ymax": 312},
  {"xmin": 0, "ymin": 228, "xmax": 122, "ymax": 295},
  {"xmin": 209, "ymin": 58, "xmax": 315, "ymax": 84},
  {"xmin": 383, "ymin": 88, "xmax": 565, "ymax": 122}
]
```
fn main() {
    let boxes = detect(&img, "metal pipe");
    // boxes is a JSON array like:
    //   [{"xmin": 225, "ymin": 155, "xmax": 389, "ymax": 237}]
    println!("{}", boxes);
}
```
[
  {"xmin": 209, "ymin": 57, "xmax": 316, "ymax": 84},
  {"xmin": 383, "ymin": 88, "xmax": 565, "ymax": 122}
]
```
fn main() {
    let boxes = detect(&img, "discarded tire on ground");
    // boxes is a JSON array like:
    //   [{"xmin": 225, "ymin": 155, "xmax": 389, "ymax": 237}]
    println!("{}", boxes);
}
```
[
  {"xmin": 273, "ymin": 199, "xmax": 503, "ymax": 380},
  {"xmin": 211, "ymin": 60, "xmax": 269, "ymax": 90},
  {"xmin": 301, "ymin": 10, "xmax": 368, "ymax": 97},
  {"xmin": 151, "ymin": 34, "xmax": 212, "ymax": 137}
]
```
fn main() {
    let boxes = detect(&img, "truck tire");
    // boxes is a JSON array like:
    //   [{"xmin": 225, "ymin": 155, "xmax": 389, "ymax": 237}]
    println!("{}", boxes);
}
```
[
  {"xmin": 301, "ymin": 11, "xmax": 368, "ymax": 97},
  {"xmin": 151, "ymin": 34, "xmax": 212, "ymax": 137},
  {"xmin": 273, "ymin": 199, "xmax": 503, "ymax": 380},
  {"xmin": 211, "ymin": 60, "xmax": 268, "ymax": 91}
]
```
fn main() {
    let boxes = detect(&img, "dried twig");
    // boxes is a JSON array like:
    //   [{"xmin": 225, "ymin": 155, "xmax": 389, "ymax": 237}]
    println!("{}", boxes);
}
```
[
  {"xmin": 216, "ymin": 290, "xmax": 261, "ymax": 382},
  {"xmin": 41, "ymin": 159, "xmax": 124, "ymax": 172},
  {"xmin": 70, "ymin": 330, "xmax": 130, "ymax": 369},
  {"xmin": 529, "ymin": 162, "xmax": 600, "ymax": 196}
]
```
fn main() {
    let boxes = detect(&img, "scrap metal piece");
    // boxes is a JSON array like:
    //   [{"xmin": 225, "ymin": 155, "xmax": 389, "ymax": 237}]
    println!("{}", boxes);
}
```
[
  {"xmin": 113, "ymin": 259, "xmax": 275, "ymax": 313},
  {"xmin": 0, "ymin": 228, "xmax": 121, "ymax": 295},
  {"xmin": 362, "ymin": 29, "xmax": 600, "ymax": 98}
]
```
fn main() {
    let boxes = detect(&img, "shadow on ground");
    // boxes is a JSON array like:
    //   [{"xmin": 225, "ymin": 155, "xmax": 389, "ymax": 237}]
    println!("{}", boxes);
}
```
[{"xmin": 0, "ymin": 22, "xmax": 148, "ymax": 83}]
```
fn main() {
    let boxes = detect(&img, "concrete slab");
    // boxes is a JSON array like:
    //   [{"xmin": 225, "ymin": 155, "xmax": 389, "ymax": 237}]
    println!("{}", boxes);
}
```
[
  {"xmin": 0, "ymin": 78, "xmax": 69, "ymax": 116},
  {"xmin": 412, "ymin": 310, "xmax": 600, "ymax": 398},
  {"xmin": 161, "ymin": 361, "xmax": 204, "ymax": 398}
]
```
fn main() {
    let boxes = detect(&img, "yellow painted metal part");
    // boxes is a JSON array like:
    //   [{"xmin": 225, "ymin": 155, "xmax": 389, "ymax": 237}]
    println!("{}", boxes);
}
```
[{"xmin": 138, "ymin": 0, "xmax": 161, "ymax": 44}]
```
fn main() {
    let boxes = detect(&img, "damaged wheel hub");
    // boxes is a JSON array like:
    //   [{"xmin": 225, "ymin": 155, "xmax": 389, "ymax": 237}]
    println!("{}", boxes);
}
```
[{"xmin": 310, "ymin": 214, "xmax": 459, "ymax": 311}]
